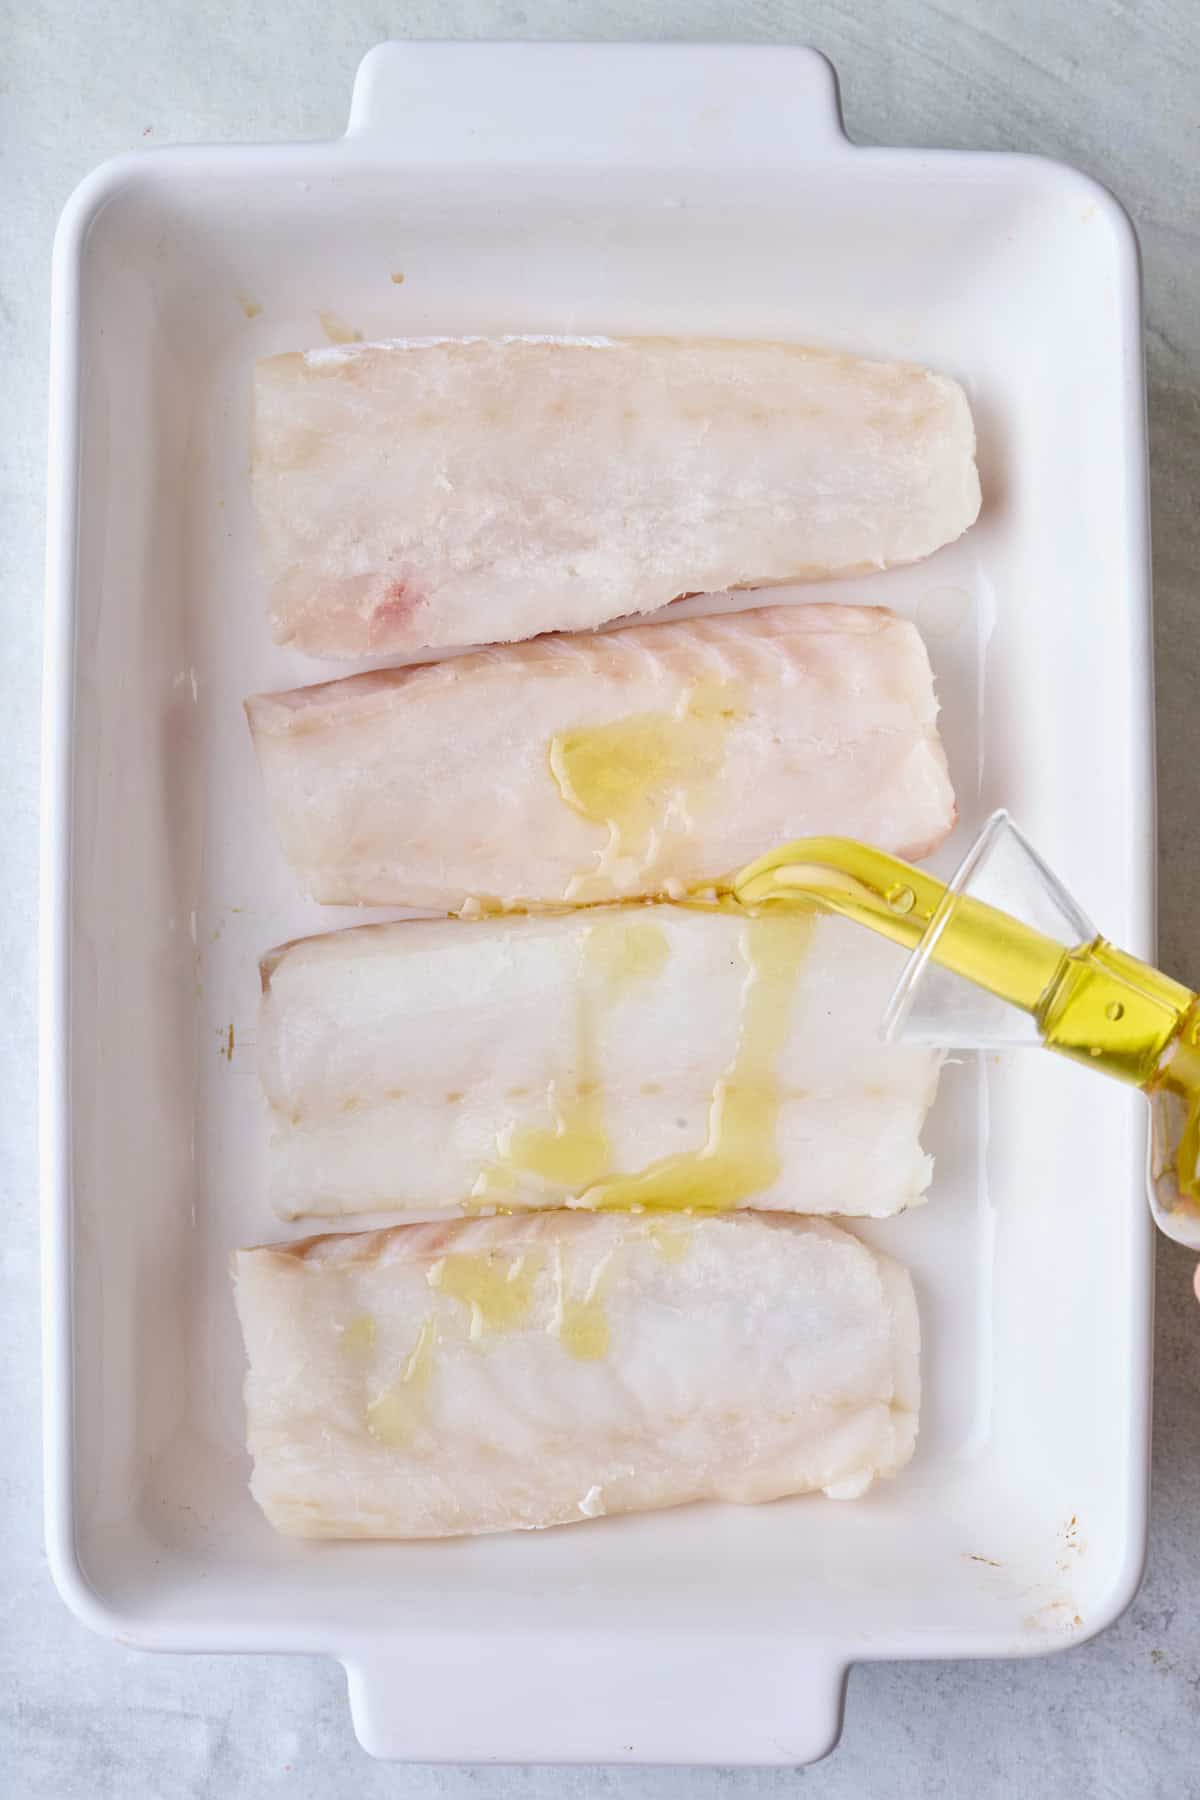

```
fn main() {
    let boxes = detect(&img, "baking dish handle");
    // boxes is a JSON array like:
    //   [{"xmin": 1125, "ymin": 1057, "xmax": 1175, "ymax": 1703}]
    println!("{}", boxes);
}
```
[
  {"xmin": 342, "ymin": 1638, "xmax": 848, "ymax": 1764},
  {"xmin": 345, "ymin": 41, "xmax": 849, "ymax": 165}
]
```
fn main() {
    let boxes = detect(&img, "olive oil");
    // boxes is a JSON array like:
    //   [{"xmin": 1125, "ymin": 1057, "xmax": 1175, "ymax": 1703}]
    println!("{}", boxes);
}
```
[
  {"xmin": 366, "ymin": 1315, "xmax": 437, "ymax": 1446},
  {"xmin": 473, "ymin": 919, "xmax": 667, "ymax": 1204},
  {"xmin": 451, "ymin": 809, "xmax": 1200, "ymax": 1219},
  {"xmin": 558, "ymin": 1293, "xmax": 611, "ymax": 1361},
  {"xmin": 428, "ymin": 1250, "xmax": 541, "ymax": 1338},
  {"xmin": 728, "ymin": 836, "xmax": 1200, "ymax": 1208},
  {"xmin": 576, "ymin": 914, "xmax": 813, "ymax": 1212},
  {"xmin": 339, "ymin": 1313, "xmax": 377, "ymax": 1356},
  {"xmin": 646, "ymin": 1220, "xmax": 692, "ymax": 1263},
  {"xmin": 475, "ymin": 907, "xmax": 812, "ymax": 1216},
  {"xmin": 481, "ymin": 1091, "xmax": 612, "ymax": 1198},
  {"xmin": 583, "ymin": 918, "xmax": 670, "ymax": 999},
  {"xmin": 549, "ymin": 681, "xmax": 741, "ymax": 895}
]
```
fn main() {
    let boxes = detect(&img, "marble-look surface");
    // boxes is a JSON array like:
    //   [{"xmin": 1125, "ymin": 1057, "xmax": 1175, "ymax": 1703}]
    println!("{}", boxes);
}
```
[{"xmin": 5, "ymin": 5, "xmax": 1200, "ymax": 1794}]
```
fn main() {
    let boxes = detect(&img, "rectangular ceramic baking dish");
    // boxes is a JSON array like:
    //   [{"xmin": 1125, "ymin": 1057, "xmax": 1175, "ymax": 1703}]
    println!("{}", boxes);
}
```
[{"xmin": 42, "ymin": 42, "xmax": 1154, "ymax": 1765}]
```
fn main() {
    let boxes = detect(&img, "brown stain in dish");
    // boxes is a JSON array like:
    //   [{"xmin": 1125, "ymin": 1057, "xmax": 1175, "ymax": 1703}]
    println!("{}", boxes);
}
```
[{"xmin": 319, "ymin": 310, "xmax": 364, "ymax": 345}]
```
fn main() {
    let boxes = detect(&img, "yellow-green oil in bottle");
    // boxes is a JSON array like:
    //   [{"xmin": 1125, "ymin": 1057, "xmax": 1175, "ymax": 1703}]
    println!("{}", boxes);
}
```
[{"xmin": 727, "ymin": 837, "xmax": 1200, "ymax": 1209}]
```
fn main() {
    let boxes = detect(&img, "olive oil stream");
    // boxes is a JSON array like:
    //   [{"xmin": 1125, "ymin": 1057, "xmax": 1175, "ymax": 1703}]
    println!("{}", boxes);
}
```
[
  {"xmin": 462, "ymin": 688, "xmax": 1199, "ymax": 1344},
  {"xmin": 473, "ymin": 909, "xmax": 812, "ymax": 1216},
  {"xmin": 732, "ymin": 837, "xmax": 1200, "ymax": 1210},
  {"xmin": 362, "ymin": 667, "xmax": 1200, "ymax": 1422},
  {"xmin": 468, "ymin": 682, "xmax": 812, "ymax": 1217}
]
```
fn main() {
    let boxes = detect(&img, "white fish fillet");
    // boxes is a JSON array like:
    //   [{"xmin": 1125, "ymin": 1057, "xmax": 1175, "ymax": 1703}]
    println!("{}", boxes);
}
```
[
  {"xmin": 234, "ymin": 1211, "xmax": 920, "ymax": 1538},
  {"xmin": 245, "ymin": 603, "xmax": 956, "ymax": 908},
  {"xmin": 259, "ymin": 907, "xmax": 941, "ymax": 1220},
  {"xmin": 253, "ymin": 335, "xmax": 980, "ymax": 658}
]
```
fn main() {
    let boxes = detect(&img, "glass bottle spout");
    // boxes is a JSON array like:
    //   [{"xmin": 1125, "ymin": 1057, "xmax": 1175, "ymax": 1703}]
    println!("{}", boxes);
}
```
[{"xmin": 728, "ymin": 812, "xmax": 1200, "ymax": 1250}]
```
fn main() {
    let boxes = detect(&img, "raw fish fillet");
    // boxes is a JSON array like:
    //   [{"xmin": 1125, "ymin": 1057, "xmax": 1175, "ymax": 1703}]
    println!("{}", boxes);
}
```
[
  {"xmin": 234, "ymin": 1211, "xmax": 920, "ymax": 1538},
  {"xmin": 245, "ymin": 602, "xmax": 956, "ymax": 908},
  {"xmin": 253, "ymin": 336, "xmax": 980, "ymax": 657},
  {"xmin": 258, "ymin": 907, "xmax": 941, "ymax": 1219}
]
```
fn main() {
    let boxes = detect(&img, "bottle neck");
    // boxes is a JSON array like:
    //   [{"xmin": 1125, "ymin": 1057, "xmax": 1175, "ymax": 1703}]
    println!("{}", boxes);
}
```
[
  {"xmin": 1146, "ymin": 1000, "xmax": 1200, "ymax": 1211},
  {"xmin": 1037, "ymin": 941, "xmax": 1195, "ymax": 1087}
]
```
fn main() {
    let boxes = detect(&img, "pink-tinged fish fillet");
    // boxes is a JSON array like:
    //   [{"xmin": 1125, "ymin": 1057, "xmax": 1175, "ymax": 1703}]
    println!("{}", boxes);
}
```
[
  {"xmin": 253, "ymin": 336, "xmax": 981, "ymax": 657},
  {"xmin": 233, "ymin": 1212, "xmax": 920, "ymax": 1538},
  {"xmin": 258, "ymin": 908, "xmax": 941, "ymax": 1220},
  {"xmin": 245, "ymin": 602, "xmax": 956, "ymax": 908}
]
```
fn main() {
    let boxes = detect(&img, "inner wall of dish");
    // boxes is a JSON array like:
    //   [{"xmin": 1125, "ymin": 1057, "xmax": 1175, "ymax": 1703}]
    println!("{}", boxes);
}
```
[{"xmin": 65, "ymin": 154, "xmax": 1148, "ymax": 1643}]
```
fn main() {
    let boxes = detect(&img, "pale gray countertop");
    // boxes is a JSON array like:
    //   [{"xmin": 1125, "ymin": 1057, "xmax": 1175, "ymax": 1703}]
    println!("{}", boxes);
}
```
[{"xmin": 5, "ymin": 5, "xmax": 1200, "ymax": 1795}]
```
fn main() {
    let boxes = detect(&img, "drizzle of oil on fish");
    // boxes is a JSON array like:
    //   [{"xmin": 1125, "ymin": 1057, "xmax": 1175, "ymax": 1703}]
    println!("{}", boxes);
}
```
[
  {"xmin": 233, "ymin": 1211, "xmax": 921, "ymax": 1538},
  {"xmin": 246, "ymin": 602, "xmax": 956, "ymax": 908},
  {"xmin": 258, "ymin": 906, "xmax": 941, "ymax": 1221}
]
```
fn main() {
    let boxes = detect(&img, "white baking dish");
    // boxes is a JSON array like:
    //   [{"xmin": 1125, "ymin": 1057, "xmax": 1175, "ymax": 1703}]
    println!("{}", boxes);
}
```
[{"xmin": 42, "ymin": 42, "xmax": 1154, "ymax": 1764}]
